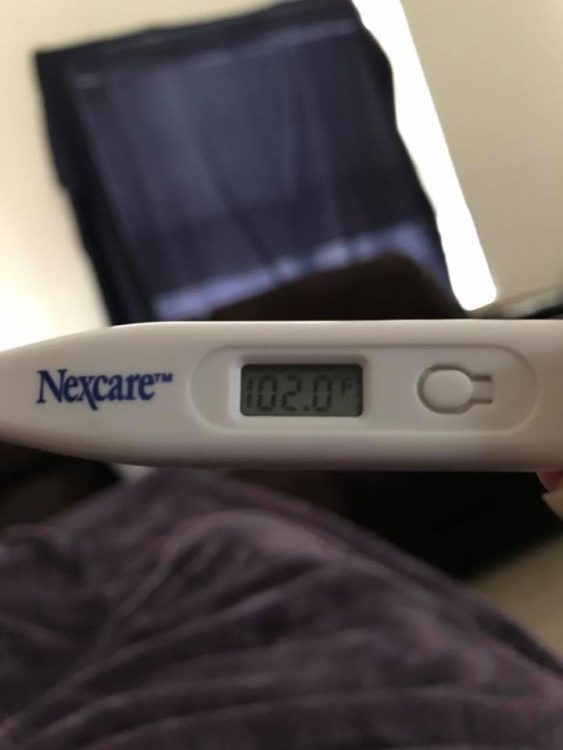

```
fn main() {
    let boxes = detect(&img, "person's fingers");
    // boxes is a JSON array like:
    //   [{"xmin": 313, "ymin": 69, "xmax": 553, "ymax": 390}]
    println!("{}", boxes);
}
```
[
  {"xmin": 539, "ymin": 471, "xmax": 563, "ymax": 518},
  {"xmin": 538, "ymin": 471, "xmax": 563, "ymax": 493}
]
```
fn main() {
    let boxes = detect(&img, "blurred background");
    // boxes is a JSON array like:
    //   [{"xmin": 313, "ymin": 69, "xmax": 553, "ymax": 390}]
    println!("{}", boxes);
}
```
[{"xmin": 2, "ymin": 0, "xmax": 563, "ymax": 646}]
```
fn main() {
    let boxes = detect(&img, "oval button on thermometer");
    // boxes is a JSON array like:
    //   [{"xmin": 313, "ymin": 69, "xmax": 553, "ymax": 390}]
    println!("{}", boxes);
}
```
[
  {"xmin": 419, "ymin": 367, "xmax": 493, "ymax": 414},
  {"xmin": 0, "ymin": 319, "xmax": 556, "ymax": 471}
]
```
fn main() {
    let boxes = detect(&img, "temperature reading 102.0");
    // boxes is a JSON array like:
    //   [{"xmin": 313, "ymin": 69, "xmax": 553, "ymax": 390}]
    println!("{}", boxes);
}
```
[{"xmin": 241, "ymin": 364, "xmax": 363, "ymax": 417}]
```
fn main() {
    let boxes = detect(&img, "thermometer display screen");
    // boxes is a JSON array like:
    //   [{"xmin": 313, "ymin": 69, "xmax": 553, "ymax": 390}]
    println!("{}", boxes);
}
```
[{"xmin": 241, "ymin": 365, "xmax": 363, "ymax": 416}]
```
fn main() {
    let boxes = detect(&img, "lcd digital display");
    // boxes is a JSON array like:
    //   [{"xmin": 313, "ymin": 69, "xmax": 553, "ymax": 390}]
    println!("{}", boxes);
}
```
[{"xmin": 241, "ymin": 365, "xmax": 363, "ymax": 416}]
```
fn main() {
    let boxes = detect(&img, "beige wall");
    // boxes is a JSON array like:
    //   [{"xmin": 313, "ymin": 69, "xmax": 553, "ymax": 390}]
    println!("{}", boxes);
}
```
[
  {"xmin": 1, "ymin": 0, "xmax": 496, "ymax": 350},
  {"xmin": 0, "ymin": 0, "xmax": 263, "ymax": 350},
  {"xmin": 402, "ymin": 0, "xmax": 563, "ymax": 302},
  {"xmin": 6, "ymin": 0, "xmax": 556, "ymax": 351}
]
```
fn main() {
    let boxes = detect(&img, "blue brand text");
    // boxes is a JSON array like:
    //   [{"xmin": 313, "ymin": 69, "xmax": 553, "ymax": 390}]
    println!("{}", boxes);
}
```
[{"xmin": 36, "ymin": 369, "xmax": 174, "ymax": 411}]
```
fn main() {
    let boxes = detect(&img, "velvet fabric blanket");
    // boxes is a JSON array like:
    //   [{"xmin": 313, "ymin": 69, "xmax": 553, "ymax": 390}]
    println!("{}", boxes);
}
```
[{"xmin": 1, "ymin": 469, "xmax": 563, "ymax": 748}]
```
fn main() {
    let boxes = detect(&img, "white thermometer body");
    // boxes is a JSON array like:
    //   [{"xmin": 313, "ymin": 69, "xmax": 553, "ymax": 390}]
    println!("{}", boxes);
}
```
[{"xmin": 0, "ymin": 320, "xmax": 561, "ymax": 470}]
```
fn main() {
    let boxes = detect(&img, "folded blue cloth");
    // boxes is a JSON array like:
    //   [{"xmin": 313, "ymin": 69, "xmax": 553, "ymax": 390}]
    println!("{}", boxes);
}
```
[{"xmin": 35, "ymin": 0, "xmax": 451, "ymax": 324}]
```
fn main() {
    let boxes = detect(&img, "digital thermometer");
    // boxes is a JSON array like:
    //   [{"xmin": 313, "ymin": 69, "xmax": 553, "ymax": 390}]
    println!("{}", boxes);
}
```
[{"xmin": 0, "ymin": 320, "xmax": 561, "ymax": 470}]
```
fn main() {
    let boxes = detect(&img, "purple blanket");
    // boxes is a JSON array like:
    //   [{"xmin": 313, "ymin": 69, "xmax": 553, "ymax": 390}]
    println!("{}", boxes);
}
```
[{"xmin": 1, "ymin": 469, "xmax": 563, "ymax": 748}]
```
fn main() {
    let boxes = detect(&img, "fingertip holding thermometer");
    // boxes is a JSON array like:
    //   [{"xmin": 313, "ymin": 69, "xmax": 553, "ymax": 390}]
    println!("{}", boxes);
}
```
[{"xmin": 0, "ymin": 320, "xmax": 561, "ymax": 470}]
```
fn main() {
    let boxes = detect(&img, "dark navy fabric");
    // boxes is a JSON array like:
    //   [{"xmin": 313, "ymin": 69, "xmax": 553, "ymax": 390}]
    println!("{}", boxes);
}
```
[
  {"xmin": 35, "ymin": 0, "xmax": 452, "ymax": 324},
  {"xmin": 1, "ymin": 469, "xmax": 563, "ymax": 748}
]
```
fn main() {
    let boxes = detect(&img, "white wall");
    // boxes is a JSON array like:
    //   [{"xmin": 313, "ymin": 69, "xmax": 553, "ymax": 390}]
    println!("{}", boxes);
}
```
[
  {"xmin": 402, "ymin": 0, "xmax": 563, "ymax": 303},
  {"xmin": 355, "ymin": 0, "xmax": 495, "ymax": 310}
]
